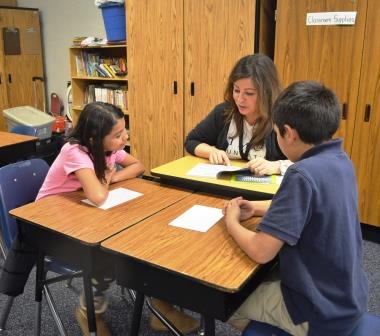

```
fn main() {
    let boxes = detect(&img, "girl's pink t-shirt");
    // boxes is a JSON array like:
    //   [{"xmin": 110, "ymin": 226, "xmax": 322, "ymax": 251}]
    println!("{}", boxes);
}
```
[{"xmin": 36, "ymin": 143, "xmax": 127, "ymax": 200}]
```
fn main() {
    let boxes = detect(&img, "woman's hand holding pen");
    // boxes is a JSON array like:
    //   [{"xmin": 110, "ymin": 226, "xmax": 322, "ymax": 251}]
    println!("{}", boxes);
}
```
[
  {"xmin": 247, "ymin": 157, "xmax": 280, "ymax": 175},
  {"xmin": 209, "ymin": 148, "xmax": 230, "ymax": 165}
]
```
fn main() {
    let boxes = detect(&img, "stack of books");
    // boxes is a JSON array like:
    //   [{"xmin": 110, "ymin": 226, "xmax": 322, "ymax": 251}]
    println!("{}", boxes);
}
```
[{"xmin": 75, "ymin": 52, "xmax": 127, "ymax": 78}]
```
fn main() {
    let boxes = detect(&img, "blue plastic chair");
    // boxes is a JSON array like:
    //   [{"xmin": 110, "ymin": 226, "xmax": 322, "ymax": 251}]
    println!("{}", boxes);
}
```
[
  {"xmin": 242, "ymin": 321, "xmax": 290, "ymax": 336},
  {"xmin": 242, "ymin": 313, "xmax": 380, "ymax": 336},
  {"xmin": 0, "ymin": 159, "xmax": 81, "ymax": 335},
  {"xmin": 350, "ymin": 313, "xmax": 380, "ymax": 335}
]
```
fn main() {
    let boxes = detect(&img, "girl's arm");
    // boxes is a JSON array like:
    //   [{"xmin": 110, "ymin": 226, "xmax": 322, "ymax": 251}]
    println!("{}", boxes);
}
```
[
  {"xmin": 110, "ymin": 153, "xmax": 145, "ymax": 183},
  {"xmin": 75, "ymin": 168, "xmax": 112, "ymax": 206}
]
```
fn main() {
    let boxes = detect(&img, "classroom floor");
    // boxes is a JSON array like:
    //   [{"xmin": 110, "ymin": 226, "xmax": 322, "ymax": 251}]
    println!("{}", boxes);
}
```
[{"xmin": 1, "ymin": 239, "xmax": 379, "ymax": 335}]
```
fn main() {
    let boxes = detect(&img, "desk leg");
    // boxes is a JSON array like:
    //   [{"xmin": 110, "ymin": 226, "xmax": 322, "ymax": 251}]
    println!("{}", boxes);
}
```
[
  {"xmin": 130, "ymin": 291, "xmax": 144, "ymax": 336},
  {"xmin": 82, "ymin": 273, "xmax": 97, "ymax": 335},
  {"xmin": 204, "ymin": 316, "xmax": 215, "ymax": 336},
  {"xmin": 34, "ymin": 251, "xmax": 44, "ymax": 336}
]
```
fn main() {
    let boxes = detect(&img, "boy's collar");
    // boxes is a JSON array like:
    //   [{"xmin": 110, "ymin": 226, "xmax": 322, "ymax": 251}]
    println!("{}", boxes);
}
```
[{"xmin": 299, "ymin": 138, "xmax": 343, "ymax": 161}]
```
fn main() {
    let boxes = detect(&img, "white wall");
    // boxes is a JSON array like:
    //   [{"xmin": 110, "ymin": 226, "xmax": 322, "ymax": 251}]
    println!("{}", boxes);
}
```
[{"xmin": 17, "ymin": 0, "xmax": 106, "ymax": 114}]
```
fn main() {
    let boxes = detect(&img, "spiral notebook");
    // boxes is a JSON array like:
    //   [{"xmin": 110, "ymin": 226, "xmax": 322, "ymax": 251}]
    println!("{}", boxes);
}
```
[{"xmin": 234, "ymin": 174, "xmax": 273, "ymax": 183}]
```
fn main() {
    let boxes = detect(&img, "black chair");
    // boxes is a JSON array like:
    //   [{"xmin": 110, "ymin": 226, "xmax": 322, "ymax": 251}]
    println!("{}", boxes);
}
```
[{"xmin": 0, "ymin": 159, "xmax": 81, "ymax": 335}]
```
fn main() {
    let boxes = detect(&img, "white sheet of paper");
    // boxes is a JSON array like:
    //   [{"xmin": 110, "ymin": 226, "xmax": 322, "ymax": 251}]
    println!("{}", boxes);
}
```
[
  {"xmin": 186, "ymin": 163, "xmax": 241, "ymax": 178},
  {"xmin": 82, "ymin": 187, "xmax": 142, "ymax": 210},
  {"xmin": 169, "ymin": 204, "xmax": 223, "ymax": 232}
]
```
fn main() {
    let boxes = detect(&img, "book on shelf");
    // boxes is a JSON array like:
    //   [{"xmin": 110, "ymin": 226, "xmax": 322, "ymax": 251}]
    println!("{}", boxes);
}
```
[
  {"xmin": 74, "ymin": 50, "xmax": 127, "ymax": 78},
  {"xmin": 84, "ymin": 84, "xmax": 128, "ymax": 110}
]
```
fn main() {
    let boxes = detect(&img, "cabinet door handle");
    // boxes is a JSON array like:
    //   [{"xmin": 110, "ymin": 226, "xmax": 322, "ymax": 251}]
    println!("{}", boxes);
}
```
[
  {"xmin": 32, "ymin": 76, "xmax": 44, "ymax": 82},
  {"xmin": 364, "ymin": 104, "xmax": 371, "ymax": 122},
  {"xmin": 8, "ymin": 74, "xmax": 11, "ymax": 83},
  {"xmin": 190, "ymin": 82, "xmax": 195, "ymax": 96},
  {"xmin": 173, "ymin": 81, "xmax": 177, "ymax": 95},
  {"xmin": 342, "ymin": 103, "xmax": 348, "ymax": 120},
  {"xmin": 0, "ymin": 74, "xmax": 1, "ymax": 84}
]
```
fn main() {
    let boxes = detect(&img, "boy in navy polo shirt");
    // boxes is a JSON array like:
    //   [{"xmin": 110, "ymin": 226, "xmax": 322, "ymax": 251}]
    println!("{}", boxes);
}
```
[{"xmin": 224, "ymin": 81, "xmax": 368, "ymax": 336}]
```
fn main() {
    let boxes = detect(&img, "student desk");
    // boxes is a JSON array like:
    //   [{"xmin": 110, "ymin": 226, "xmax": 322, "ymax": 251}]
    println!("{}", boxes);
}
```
[
  {"xmin": 9, "ymin": 178, "xmax": 192, "ymax": 336},
  {"xmin": 101, "ymin": 193, "xmax": 273, "ymax": 336},
  {"xmin": 0, "ymin": 131, "xmax": 38, "ymax": 167},
  {"xmin": 151, "ymin": 156, "xmax": 279, "ymax": 200}
]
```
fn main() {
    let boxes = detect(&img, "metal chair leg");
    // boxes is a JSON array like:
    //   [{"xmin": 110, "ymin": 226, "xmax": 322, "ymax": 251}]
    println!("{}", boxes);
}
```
[
  {"xmin": 145, "ymin": 297, "xmax": 183, "ymax": 336},
  {"xmin": 44, "ymin": 285, "xmax": 67, "ymax": 336},
  {"xmin": 0, "ymin": 234, "xmax": 7, "ymax": 260},
  {"xmin": 0, "ymin": 295, "xmax": 14, "ymax": 331},
  {"xmin": 128, "ymin": 289, "xmax": 189, "ymax": 336}
]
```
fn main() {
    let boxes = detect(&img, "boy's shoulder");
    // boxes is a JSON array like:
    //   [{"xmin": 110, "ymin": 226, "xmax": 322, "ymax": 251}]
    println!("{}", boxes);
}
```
[{"xmin": 286, "ymin": 140, "xmax": 356, "ymax": 194}]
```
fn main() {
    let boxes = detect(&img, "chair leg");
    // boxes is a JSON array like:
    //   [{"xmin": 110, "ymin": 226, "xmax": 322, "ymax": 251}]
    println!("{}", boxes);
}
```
[
  {"xmin": 128, "ymin": 289, "xmax": 189, "ymax": 336},
  {"xmin": 0, "ymin": 295, "xmax": 14, "ymax": 331},
  {"xmin": 145, "ymin": 297, "xmax": 183, "ymax": 336},
  {"xmin": 44, "ymin": 285, "xmax": 67, "ymax": 336},
  {"xmin": 0, "ymin": 235, "xmax": 7, "ymax": 260}
]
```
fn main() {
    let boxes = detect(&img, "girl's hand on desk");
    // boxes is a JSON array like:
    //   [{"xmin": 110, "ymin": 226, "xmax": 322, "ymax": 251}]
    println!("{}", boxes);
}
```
[
  {"xmin": 209, "ymin": 149, "xmax": 230, "ymax": 166},
  {"xmin": 247, "ymin": 157, "xmax": 280, "ymax": 176}
]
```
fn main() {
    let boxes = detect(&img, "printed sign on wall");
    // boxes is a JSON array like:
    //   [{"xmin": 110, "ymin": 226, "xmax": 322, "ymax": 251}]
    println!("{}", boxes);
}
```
[{"xmin": 306, "ymin": 12, "xmax": 357, "ymax": 26}]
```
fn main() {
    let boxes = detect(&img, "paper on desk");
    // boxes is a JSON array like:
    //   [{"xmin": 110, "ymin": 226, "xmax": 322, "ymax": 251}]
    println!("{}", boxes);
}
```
[
  {"xmin": 186, "ymin": 163, "xmax": 241, "ymax": 178},
  {"xmin": 81, "ymin": 187, "xmax": 142, "ymax": 210},
  {"xmin": 169, "ymin": 205, "xmax": 223, "ymax": 232}
]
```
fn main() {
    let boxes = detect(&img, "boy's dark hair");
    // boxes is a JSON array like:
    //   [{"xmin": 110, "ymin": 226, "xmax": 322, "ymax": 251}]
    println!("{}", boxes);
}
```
[
  {"xmin": 273, "ymin": 81, "xmax": 341, "ymax": 145},
  {"xmin": 68, "ymin": 102, "xmax": 124, "ymax": 182}
]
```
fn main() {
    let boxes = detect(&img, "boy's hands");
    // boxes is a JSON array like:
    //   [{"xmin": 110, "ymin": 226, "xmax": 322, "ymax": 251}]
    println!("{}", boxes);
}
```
[
  {"xmin": 223, "ymin": 197, "xmax": 255, "ymax": 221},
  {"xmin": 209, "ymin": 149, "xmax": 231, "ymax": 166},
  {"xmin": 247, "ymin": 158, "xmax": 280, "ymax": 175}
]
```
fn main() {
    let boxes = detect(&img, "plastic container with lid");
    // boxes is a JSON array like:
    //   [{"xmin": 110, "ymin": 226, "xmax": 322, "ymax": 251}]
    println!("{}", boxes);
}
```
[{"xmin": 3, "ymin": 106, "xmax": 55, "ymax": 140}]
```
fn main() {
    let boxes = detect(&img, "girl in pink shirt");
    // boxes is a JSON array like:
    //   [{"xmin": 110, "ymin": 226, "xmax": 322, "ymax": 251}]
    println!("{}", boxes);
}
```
[{"xmin": 37, "ymin": 102, "xmax": 144, "ymax": 205}]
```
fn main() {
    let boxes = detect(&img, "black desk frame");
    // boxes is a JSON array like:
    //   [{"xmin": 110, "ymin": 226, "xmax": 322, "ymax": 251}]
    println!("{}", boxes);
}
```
[
  {"xmin": 152, "ymin": 175, "xmax": 274, "ymax": 201},
  {"xmin": 18, "ymin": 219, "xmax": 108, "ymax": 335},
  {"xmin": 0, "ymin": 140, "xmax": 37, "ymax": 167},
  {"xmin": 105, "ymin": 248, "xmax": 275, "ymax": 336}
]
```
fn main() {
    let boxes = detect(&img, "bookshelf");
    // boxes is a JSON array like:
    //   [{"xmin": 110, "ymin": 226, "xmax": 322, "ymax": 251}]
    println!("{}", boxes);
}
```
[{"xmin": 69, "ymin": 44, "xmax": 130, "ymax": 148}]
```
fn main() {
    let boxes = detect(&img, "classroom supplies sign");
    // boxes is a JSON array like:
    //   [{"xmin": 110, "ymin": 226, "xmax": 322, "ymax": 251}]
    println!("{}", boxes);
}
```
[{"xmin": 306, "ymin": 12, "xmax": 357, "ymax": 26}]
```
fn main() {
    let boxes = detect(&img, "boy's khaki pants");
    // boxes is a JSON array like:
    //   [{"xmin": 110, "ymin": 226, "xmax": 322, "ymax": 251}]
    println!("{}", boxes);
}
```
[{"xmin": 229, "ymin": 278, "xmax": 309, "ymax": 336}]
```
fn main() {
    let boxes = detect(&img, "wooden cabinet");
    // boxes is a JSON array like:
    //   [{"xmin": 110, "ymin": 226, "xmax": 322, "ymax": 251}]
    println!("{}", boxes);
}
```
[
  {"xmin": 274, "ymin": 0, "xmax": 380, "ymax": 227},
  {"xmin": 0, "ymin": 7, "xmax": 45, "ymax": 131},
  {"xmin": 69, "ymin": 45, "xmax": 129, "ymax": 148},
  {"xmin": 126, "ymin": 0, "xmax": 258, "ymax": 172},
  {"xmin": 350, "ymin": 0, "xmax": 380, "ymax": 226}
]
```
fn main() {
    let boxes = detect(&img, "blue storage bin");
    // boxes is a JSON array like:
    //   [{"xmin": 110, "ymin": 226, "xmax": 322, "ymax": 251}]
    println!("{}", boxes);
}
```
[{"xmin": 100, "ymin": 3, "xmax": 126, "ymax": 42}]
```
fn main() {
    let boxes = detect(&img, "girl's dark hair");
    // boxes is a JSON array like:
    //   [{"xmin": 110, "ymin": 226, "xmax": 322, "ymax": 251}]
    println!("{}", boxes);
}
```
[
  {"xmin": 223, "ymin": 54, "xmax": 282, "ymax": 150},
  {"xmin": 67, "ymin": 102, "xmax": 124, "ymax": 182}
]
